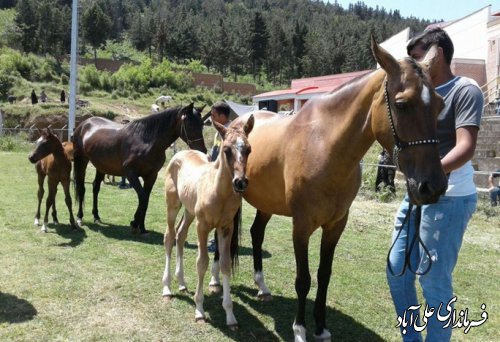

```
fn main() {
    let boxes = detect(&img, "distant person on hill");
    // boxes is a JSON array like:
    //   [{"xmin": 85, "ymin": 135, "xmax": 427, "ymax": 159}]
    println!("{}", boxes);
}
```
[
  {"xmin": 31, "ymin": 89, "xmax": 38, "ymax": 105},
  {"xmin": 488, "ymin": 169, "xmax": 500, "ymax": 206},
  {"xmin": 40, "ymin": 90, "xmax": 47, "ymax": 103},
  {"xmin": 60, "ymin": 89, "xmax": 66, "ymax": 103},
  {"xmin": 386, "ymin": 27, "xmax": 483, "ymax": 342}
]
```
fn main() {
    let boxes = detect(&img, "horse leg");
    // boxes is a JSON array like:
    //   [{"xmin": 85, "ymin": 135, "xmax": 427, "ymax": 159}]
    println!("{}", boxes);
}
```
[
  {"xmin": 312, "ymin": 215, "xmax": 348, "ymax": 341},
  {"xmin": 51, "ymin": 192, "xmax": 59, "ymax": 225},
  {"xmin": 194, "ymin": 220, "xmax": 210, "ymax": 322},
  {"xmin": 209, "ymin": 229, "xmax": 221, "ymax": 289},
  {"xmin": 128, "ymin": 172, "xmax": 157, "ymax": 235},
  {"xmin": 291, "ymin": 217, "xmax": 312, "ymax": 342},
  {"xmin": 74, "ymin": 156, "xmax": 89, "ymax": 227},
  {"xmin": 250, "ymin": 210, "xmax": 273, "ymax": 299},
  {"xmin": 62, "ymin": 179, "xmax": 77, "ymax": 229},
  {"xmin": 217, "ymin": 225, "xmax": 238, "ymax": 329},
  {"xmin": 91, "ymin": 171, "xmax": 105, "ymax": 223},
  {"xmin": 162, "ymin": 190, "xmax": 182, "ymax": 299},
  {"xmin": 175, "ymin": 209, "xmax": 195, "ymax": 292},
  {"xmin": 42, "ymin": 178, "xmax": 58, "ymax": 232},
  {"xmin": 35, "ymin": 172, "xmax": 45, "ymax": 226}
]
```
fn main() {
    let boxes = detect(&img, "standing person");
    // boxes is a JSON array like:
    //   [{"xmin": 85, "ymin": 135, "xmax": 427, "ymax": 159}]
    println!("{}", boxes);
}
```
[
  {"xmin": 40, "ymin": 90, "xmax": 47, "ymax": 103},
  {"xmin": 207, "ymin": 101, "xmax": 231, "ymax": 252},
  {"xmin": 375, "ymin": 149, "xmax": 396, "ymax": 194},
  {"xmin": 488, "ymin": 169, "xmax": 500, "ymax": 206},
  {"xmin": 386, "ymin": 28, "xmax": 483, "ymax": 342},
  {"xmin": 31, "ymin": 89, "xmax": 38, "ymax": 105},
  {"xmin": 60, "ymin": 89, "xmax": 66, "ymax": 103}
]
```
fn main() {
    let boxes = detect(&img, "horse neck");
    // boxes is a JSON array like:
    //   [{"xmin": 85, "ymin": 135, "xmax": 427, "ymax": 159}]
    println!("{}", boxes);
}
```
[
  {"xmin": 49, "ymin": 140, "xmax": 66, "ymax": 161},
  {"xmin": 320, "ymin": 69, "xmax": 385, "ymax": 171},
  {"xmin": 135, "ymin": 110, "xmax": 180, "ymax": 150},
  {"xmin": 212, "ymin": 154, "xmax": 236, "ymax": 197}
]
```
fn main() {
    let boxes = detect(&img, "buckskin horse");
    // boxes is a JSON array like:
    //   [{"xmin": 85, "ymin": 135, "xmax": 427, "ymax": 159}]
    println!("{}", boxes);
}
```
[
  {"xmin": 220, "ymin": 37, "xmax": 447, "ymax": 341},
  {"xmin": 28, "ymin": 128, "xmax": 77, "ymax": 232},
  {"xmin": 72, "ymin": 103, "xmax": 207, "ymax": 235},
  {"xmin": 161, "ymin": 114, "xmax": 254, "ymax": 329}
]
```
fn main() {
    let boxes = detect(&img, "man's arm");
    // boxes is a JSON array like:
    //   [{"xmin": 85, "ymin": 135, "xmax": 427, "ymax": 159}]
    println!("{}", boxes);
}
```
[{"xmin": 440, "ymin": 126, "xmax": 479, "ymax": 174}]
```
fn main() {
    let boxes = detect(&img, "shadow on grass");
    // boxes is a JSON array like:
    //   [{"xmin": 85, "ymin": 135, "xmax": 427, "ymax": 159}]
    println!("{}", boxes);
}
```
[
  {"xmin": 0, "ymin": 292, "xmax": 37, "ymax": 323},
  {"xmin": 50, "ymin": 223, "xmax": 87, "ymax": 247},
  {"xmin": 167, "ymin": 285, "xmax": 384, "ymax": 341},
  {"xmin": 84, "ymin": 221, "xmax": 164, "ymax": 245}
]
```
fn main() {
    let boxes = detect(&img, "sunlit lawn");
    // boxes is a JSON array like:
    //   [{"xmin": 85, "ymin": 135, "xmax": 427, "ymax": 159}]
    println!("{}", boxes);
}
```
[{"xmin": 0, "ymin": 149, "xmax": 498, "ymax": 341}]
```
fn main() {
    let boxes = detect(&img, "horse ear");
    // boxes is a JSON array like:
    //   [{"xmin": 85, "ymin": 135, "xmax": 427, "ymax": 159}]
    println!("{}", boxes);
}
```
[
  {"xmin": 46, "ymin": 127, "xmax": 52, "ymax": 135},
  {"xmin": 213, "ymin": 120, "xmax": 227, "ymax": 140},
  {"xmin": 180, "ymin": 103, "xmax": 194, "ymax": 118},
  {"xmin": 244, "ymin": 114, "xmax": 255, "ymax": 136},
  {"xmin": 419, "ymin": 44, "xmax": 440, "ymax": 72},
  {"xmin": 371, "ymin": 34, "xmax": 400, "ymax": 78}
]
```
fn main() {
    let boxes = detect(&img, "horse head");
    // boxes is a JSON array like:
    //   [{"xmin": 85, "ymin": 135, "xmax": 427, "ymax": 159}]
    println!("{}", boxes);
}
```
[
  {"xmin": 28, "ymin": 128, "xmax": 61, "ymax": 163},
  {"xmin": 213, "ymin": 114, "xmax": 254, "ymax": 193},
  {"xmin": 178, "ymin": 103, "xmax": 207, "ymax": 153},
  {"xmin": 370, "ymin": 36, "xmax": 447, "ymax": 205}
]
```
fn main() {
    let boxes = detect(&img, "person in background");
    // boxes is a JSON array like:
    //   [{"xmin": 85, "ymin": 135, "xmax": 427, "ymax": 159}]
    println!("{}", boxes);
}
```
[
  {"xmin": 386, "ymin": 27, "xmax": 483, "ymax": 342},
  {"xmin": 375, "ymin": 148, "xmax": 396, "ymax": 194},
  {"xmin": 31, "ymin": 89, "xmax": 38, "ymax": 105},
  {"xmin": 207, "ymin": 101, "xmax": 231, "ymax": 252},
  {"xmin": 40, "ymin": 90, "xmax": 47, "ymax": 103},
  {"xmin": 488, "ymin": 169, "xmax": 500, "ymax": 206},
  {"xmin": 60, "ymin": 89, "xmax": 66, "ymax": 103}
]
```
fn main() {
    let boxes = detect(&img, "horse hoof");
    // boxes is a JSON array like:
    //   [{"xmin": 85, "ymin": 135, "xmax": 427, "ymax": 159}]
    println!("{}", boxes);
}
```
[
  {"xmin": 179, "ymin": 286, "xmax": 188, "ymax": 293},
  {"xmin": 34, "ymin": 219, "xmax": 40, "ymax": 226},
  {"xmin": 314, "ymin": 329, "xmax": 332, "ymax": 342},
  {"xmin": 76, "ymin": 219, "xmax": 83, "ymax": 227},
  {"xmin": 228, "ymin": 324, "xmax": 239, "ymax": 331},
  {"xmin": 40, "ymin": 226, "xmax": 48, "ymax": 233},
  {"xmin": 162, "ymin": 295, "xmax": 174, "ymax": 302},
  {"xmin": 53, "ymin": 220, "xmax": 59, "ymax": 225},
  {"xmin": 209, "ymin": 284, "xmax": 222, "ymax": 293},
  {"xmin": 258, "ymin": 293, "xmax": 273, "ymax": 301},
  {"xmin": 195, "ymin": 317, "xmax": 206, "ymax": 324},
  {"xmin": 94, "ymin": 219, "xmax": 102, "ymax": 224}
]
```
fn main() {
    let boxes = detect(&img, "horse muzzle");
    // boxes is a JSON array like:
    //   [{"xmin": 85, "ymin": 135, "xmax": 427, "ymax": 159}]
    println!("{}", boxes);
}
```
[
  {"xmin": 407, "ymin": 177, "xmax": 447, "ymax": 205},
  {"xmin": 233, "ymin": 177, "xmax": 249, "ymax": 193},
  {"xmin": 28, "ymin": 153, "xmax": 39, "ymax": 164}
]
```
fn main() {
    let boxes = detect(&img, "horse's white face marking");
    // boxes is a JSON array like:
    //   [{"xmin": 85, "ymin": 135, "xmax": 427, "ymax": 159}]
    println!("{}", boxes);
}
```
[
  {"xmin": 421, "ymin": 85, "xmax": 431, "ymax": 106},
  {"xmin": 36, "ymin": 136, "xmax": 44, "ymax": 144},
  {"xmin": 235, "ymin": 137, "xmax": 245, "ymax": 163}
]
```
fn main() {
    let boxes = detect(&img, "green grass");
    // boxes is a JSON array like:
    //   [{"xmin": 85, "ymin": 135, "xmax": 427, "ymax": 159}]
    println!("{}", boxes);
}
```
[{"xmin": 0, "ymin": 149, "xmax": 498, "ymax": 341}]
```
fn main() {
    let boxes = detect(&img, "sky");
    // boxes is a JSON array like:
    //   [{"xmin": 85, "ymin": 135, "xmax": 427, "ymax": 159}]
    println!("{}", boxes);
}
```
[{"xmin": 326, "ymin": 0, "xmax": 498, "ymax": 22}]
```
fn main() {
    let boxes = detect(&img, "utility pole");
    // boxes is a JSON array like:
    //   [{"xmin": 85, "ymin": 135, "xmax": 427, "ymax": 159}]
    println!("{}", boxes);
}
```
[{"xmin": 68, "ymin": 0, "xmax": 79, "ymax": 138}]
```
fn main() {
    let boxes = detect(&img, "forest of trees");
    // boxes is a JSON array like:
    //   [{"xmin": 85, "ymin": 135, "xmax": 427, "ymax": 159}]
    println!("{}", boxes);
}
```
[{"xmin": 1, "ymin": 0, "xmax": 435, "ymax": 85}]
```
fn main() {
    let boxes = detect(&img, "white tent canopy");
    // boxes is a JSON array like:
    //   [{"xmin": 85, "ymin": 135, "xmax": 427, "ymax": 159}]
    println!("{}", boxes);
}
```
[{"xmin": 224, "ymin": 100, "xmax": 257, "ymax": 118}]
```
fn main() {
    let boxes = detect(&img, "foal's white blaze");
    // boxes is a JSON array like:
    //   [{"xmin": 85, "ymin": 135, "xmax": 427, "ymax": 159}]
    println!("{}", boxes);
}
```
[
  {"xmin": 421, "ymin": 85, "xmax": 431, "ymax": 106},
  {"xmin": 36, "ymin": 136, "xmax": 44, "ymax": 144},
  {"xmin": 235, "ymin": 137, "xmax": 245, "ymax": 163}
]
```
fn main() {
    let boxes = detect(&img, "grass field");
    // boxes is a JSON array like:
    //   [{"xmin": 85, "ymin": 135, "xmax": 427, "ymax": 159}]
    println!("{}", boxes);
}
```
[{"xmin": 0, "ymin": 146, "xmax": 498, "ymax": 341}]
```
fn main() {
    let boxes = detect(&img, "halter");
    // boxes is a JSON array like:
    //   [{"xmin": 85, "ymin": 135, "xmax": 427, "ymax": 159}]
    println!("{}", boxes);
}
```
[
  {"xmin": 384, "ymin": 80, "xmax": 440, "ymax": 277},
  {"xmin": 383, "ymin": 81, "xmax": 439, "ymax": 170},
  {"xmin": 180, "ymin": 117, "xmax": 204, "ymax": 146}
]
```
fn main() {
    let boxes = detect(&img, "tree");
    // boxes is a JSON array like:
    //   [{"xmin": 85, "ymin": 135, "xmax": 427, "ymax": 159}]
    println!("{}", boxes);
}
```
[
  {"xmin": 291, "ymin": 21, "xmax": 307, "ymax": 78},
  {"xmin": 81, "ymin": 1, "xmax": 112, "ymax": 64},
  {"xmin": 248, "ymin": 11, "xmax": 269, "ymax": 80},
  {"xmin": 15, "ymin": 0, "xmax": 38, "ymax": 53}
]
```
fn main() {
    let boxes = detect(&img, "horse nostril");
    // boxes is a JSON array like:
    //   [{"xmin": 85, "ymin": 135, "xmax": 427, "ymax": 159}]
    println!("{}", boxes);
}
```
[
  {"xmin": 233, "ymin": 178, "xmax": 248, "ymax": 192},
  {"xmin": 418, "ymin": 181, "xmax": 434, "ymax": 196}
]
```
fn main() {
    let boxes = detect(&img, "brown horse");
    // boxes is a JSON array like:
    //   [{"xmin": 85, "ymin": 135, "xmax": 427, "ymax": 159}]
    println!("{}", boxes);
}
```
[
  {"xmin": 162, "ymin": 114, "xmax": 254, "ymax": 329},
  {"xmin": 28, "ymin": 129, "xmax": 77, "ymax": 232},
  {"xmin": 224, "ymin": 38, "xmax": 448, "ymax": 341},
  {"xmin": 72, "ymin": 103, "xmax": 207, "ymax": 235}
]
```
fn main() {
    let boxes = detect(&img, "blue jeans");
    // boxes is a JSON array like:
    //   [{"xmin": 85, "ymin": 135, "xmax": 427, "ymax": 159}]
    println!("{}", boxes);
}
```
[
  {"xmin": 490, "ymin": 186, "xmax": 500, "ymax": 206},
  {"xmin": 387, "ymin": 193, "xmax": 477, "ymax": 342}
]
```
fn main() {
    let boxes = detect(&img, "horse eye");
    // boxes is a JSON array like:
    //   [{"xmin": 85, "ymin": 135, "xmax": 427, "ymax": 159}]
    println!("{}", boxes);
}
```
[
  {"xmin": 394, "ymin": 100, "xmax": 407, "ymax": 110},
  {"xmin": 223, "ymin": 147, "xmax": 232, "ymax": 156}
]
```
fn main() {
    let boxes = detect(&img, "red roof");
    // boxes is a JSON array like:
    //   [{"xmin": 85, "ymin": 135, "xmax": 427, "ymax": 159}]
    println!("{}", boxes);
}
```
[{"xmin": 254, "ymin": 70, "xmax": 372, "ymax": 99}]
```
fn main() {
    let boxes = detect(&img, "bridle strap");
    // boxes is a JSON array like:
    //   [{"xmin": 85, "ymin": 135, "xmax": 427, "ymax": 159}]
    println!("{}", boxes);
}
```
[
  {"xmin": 180, "ymin": 118, "xmax": 203, "ymax": 146},
  {"xmin": 383, "ymin": 80, "xmax": 439, "ymax": 170},
  {"xmin": 384, "ymin": 79, "xmax": 435, "ymax": 276},
  {"xmin": 387, "ymin": 203, "xmax": 433, "ymax": 277}
]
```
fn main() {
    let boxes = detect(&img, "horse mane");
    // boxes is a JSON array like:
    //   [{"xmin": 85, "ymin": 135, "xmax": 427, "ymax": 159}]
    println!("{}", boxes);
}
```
[{"xmin": 126, "ymin": 107, "xmax": 179, "ymax": 142}]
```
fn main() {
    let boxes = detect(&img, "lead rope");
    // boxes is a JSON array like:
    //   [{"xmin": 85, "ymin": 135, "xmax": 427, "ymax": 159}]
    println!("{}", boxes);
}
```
[
  {"xmin": 383, "ymin": 80, "xmax": 434, "ymax": 276},
  {"xmin": 386, "ymin": 203, "xmax": 433, "ymax": 276}
]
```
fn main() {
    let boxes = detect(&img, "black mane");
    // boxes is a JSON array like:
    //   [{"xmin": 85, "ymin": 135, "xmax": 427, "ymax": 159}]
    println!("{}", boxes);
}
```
[{"xmin": 126, "ymin": 107, "xmax": 179, "ymax": 142}]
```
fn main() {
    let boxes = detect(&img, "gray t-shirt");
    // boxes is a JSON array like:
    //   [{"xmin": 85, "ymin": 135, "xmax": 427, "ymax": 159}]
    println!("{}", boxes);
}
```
[{"xmin": 434, "ymin": 76, "xmax": 483, "ymax": 158}]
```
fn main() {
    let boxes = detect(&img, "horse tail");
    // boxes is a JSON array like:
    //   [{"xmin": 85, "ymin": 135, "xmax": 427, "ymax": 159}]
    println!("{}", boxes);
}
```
[
  {"xmin": 230, "ymin": 203, "xmax": 242, "ymax": 273},
  {"xmin": 71, "ymin": 133, "xmax": 86, "ymax": 208}
]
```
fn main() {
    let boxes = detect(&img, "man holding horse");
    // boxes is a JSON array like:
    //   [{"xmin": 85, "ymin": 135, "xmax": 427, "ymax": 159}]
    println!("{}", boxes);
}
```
[{"xmin": 386, "ymin": 28, "xmax": 483, "ymax": 342}]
